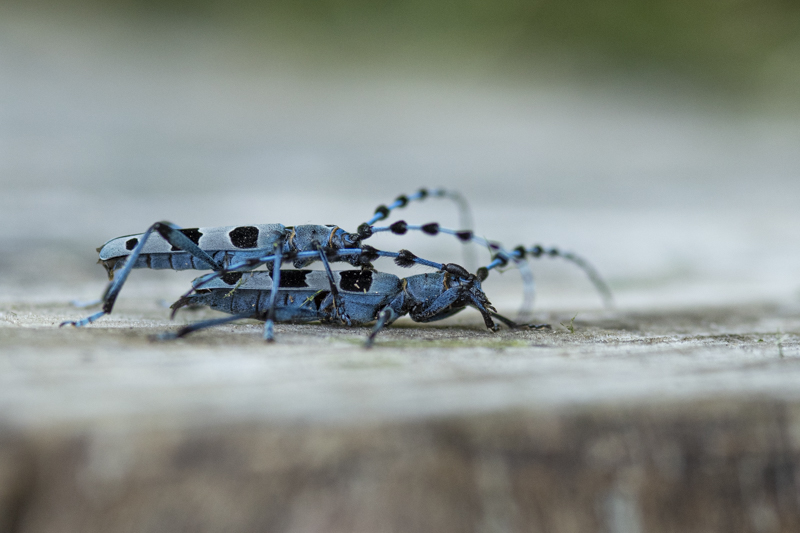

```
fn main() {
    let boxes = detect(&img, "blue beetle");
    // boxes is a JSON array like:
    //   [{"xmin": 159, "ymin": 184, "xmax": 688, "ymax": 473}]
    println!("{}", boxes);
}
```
[{"xmin": 167, "ymin": 263, "xmax": 550, "ymax": 347}]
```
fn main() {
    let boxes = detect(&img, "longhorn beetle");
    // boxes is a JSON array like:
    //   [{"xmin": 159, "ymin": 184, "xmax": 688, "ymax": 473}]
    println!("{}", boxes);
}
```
[
  {"xmin": 61, "ymin": 189, "xmax": 612, "ymax": 339},
  {"xmin": 164, "ymin": 261, "xmax": 551, "ymax": 348}
]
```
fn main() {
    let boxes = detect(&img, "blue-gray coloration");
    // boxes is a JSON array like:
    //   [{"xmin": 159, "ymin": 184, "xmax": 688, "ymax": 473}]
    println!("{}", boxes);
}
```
[
  {"xmin": 61, "ymin": 188, "xmax": 609, "ymax": 340},
  {"xmin": 98, "ymin": 223, "xmax": 361, "ymax": 275},
  {"xmin": 62, "ymin": 188, "xmax": 493, "ymax": 334},
  {"xmin": 167, "ymin": 265, "xmax": 548, "ymax": 347},
  {"xmin": 95, "ymin": 189, "xmax": 472, "ymax": 278},
  {"xmin": 175, "ymin": 270, "xmax": 400, "ymax": 325}
]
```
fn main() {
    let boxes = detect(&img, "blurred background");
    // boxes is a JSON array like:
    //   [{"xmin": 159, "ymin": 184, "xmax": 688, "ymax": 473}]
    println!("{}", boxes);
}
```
[{"xmin": 2, "ymin": 0, "xmax": 800, "ymax": 313}]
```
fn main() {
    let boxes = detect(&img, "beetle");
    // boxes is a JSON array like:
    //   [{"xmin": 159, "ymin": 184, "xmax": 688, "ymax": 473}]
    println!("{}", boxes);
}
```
[
  {"xmin": 62, "ymin": 189, "xmax": 539, "ymax": 334},
  {"xmin": 165, "ymin": 262, "xmax": 550, "ymax": 348},
  {"xmin": 61, "ymin": 189, "xmax": 611, "ymax": 339}
]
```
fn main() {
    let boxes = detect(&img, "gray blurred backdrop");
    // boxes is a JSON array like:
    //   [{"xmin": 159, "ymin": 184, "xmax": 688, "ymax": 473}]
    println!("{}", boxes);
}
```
[{"xmin": 2, "ymin": 0, "xmax": 800, "ymax": 313}]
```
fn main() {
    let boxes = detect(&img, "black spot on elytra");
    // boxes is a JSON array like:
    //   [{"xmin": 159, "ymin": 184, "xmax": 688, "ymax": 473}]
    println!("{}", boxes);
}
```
[
  {"xmin": 125, "ymin": 238, "xmax": 138, "ymax": 250},
  {"xmin": 279, "ymin": 270, "xmax": 309, "ymax": 288},
  {"xmin": 181, "ymin": 228, "xmax": 203, "ymax": 244},
  {"xmin": 313, "ymin": 290, "xmax": 330, "ymax": 310},
  {"xmin": 170, "ymin": 228, "xmax": 204, "ymax": 251},
  {"xmin": 229, "ymin": 226, "xmax": 260, "ymax": 249},
  {"xmin": 339, "ymin": 270, "xmax": 373, "ymax": 292},
  {"xmin": 221, "ymin": 272, "xmax": 243, "ymax": 285}
]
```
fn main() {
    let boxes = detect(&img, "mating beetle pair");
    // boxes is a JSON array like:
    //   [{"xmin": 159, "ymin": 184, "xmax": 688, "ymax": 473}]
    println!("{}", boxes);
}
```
[{"xmin": 62, "ymin": 189, "xmax": 609, "ymax": 346}]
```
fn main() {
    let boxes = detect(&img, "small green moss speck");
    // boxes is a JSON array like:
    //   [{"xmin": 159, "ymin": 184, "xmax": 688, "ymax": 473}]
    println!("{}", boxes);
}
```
[{"xmin": 560, "ymin": 313, "xmax": 578, "ymax": 334}]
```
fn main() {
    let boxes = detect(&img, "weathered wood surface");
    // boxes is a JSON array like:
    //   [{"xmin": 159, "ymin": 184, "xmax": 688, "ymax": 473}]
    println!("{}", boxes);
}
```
[
  {"xmin": 6, "ymin": 400, "xmax": 800, "ymax": 533},
  {"xmin": 3, "ymin": 301, "xmax": 800, "ymax": 532}
]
